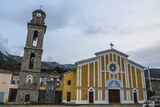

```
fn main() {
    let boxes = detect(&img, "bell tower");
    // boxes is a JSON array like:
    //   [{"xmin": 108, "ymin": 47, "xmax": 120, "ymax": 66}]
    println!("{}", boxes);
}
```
[{"xmin": 16, "ymin": 9, "xmax": 47, "ymax": 103}]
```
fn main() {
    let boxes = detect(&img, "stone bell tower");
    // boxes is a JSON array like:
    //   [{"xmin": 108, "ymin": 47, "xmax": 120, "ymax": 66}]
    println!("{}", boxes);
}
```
[{"xmin": 16, "ymin": 9, "xmax": 47, "ymax": 103}]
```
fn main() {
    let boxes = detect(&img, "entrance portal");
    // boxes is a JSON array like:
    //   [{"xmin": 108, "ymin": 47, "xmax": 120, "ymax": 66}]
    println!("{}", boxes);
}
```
[
  {"xmin": 89, "ymin": 92, "xmax": 94, "ymax": 103},
  {"xmin": 109, "ymin": 89, "xmax": 120, "ymax": 103},
  {"xmin": 133, "ymin": 92, "xmax": 138, "ymax": 103},
  {"xmin": 25, "ymin": 94, "xmax": 30, "ymax": 102}
]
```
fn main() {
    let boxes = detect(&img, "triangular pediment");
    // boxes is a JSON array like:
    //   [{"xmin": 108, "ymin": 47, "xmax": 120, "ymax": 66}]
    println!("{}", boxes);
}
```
[{"xmin": 95, "ymin": 48, "xmax": 129, "ymax": 58}]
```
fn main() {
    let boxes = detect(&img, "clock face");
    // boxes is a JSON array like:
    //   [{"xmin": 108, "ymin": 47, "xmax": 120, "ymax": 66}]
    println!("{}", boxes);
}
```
[
  {"xmin": 109, "ymin": 63, "xmax": 117, "ymax": 72},
  {"xmin": 36, "ymin": 13, "xmax": 42, "ymax": 17}
]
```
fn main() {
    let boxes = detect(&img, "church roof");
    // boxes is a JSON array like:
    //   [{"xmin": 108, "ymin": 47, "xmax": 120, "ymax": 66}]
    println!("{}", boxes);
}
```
[
  {"xmin": 75, "ymin": 57, "xmax": 97, "ymax": 65},
  {"xmin": 33, "ymin": 9, "xmax": 46, "ymax": 16},
  {"xmin": 95, "ymin": 48, "xmax": 129, "ymax": 57},
  {"xmin": 128, "ymin": 59, "xmax": 145, "ymax": 69}
]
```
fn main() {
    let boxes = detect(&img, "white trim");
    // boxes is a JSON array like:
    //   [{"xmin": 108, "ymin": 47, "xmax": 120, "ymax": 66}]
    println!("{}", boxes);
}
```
[
  {"xmin": 104, "ymin": 55, "xmax": 106, "ymax": 72},
  {"xmin": 144, "ymin": 90, "xmax": 147, "ymax": 101},
  {"xmin": 108, "ymin": 53, "xmax": 110, "ymax": 78},
  {"xmin": 93, "ymin": 62, "xmax": 95, "ymax": 87},
  {"xmin": 98, "ymin": 57, "xmax": 100, "ymax": 87},
  {"xmin": 128, "ymin": 90, "xmax": 131, "ymax": 101},
  {"xmin": 124, "ymin": 59, "xmax": 129, "ymax": 101},
  {"xmin": 80, "ymin": 89, "xmax": 81, "ymax": 100},
  {"xmin": 120, "ymin": 56, "xmax": 123, "ymax": 88},
  {"xmin": 132, "ymin": 88, "xmax": 139, "ymax": 103},
  {"xmin": 75, "ymin": 100, "xmax": 88, "ymax": 104},
  {"xmin": 120, "ymin": 56, "xmax": 122, "ymax": 72},
  {"xmin": 105, "ymin": 89, "xmax": 109, "ymax": 103},
  {"xmin": 98, "ymin": 90, "xmax": 100, "ymax": 101},
  {"xmin": 77, "ymin": 67, "xmax": 79, "ymax": 86},
  {"xmin": 76, "ymin": 89, "xmax": 79, "ymax": 101},
  {"xmin": 124, "ymin": 61, "xmax": 127, "ymax": 88},
  {"xmin": 100, "ymin": 90, "xmax": 102, "ymax": 101},
  {"xmin": 100, "ymin": 57, "xmax": 102, "ymax": 87},
  {"xmin": 142, "ymin": 69, "xmax": 146, "ymax": 89},
  {"xmin": 80, "ymin": 66, "xmax": 82, "ymax": 87},
  {"xmin": 104, "ymin": 55, "xmax": 106, "ymax": 85},
  {"xmin": 88, "ymin": 87, "xmax": 95, "ymax": 104},
  {"xmin": 128, "ymin": 90, "xmax": 130, "ymax": 101},
  {"xmin": 63, "ymin": 100, "xmax": 76, "ymax": 103},
  {"xmin": 88, "ymin": 63, "xmax": 90, "ymax": 87}
]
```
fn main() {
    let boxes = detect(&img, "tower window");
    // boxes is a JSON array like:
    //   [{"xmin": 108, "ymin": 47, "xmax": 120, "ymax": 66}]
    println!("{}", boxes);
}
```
[
  {"xmin": 29, "ymin": 53, "xmax": 35, "ymax": 69},
  {"xmin": 32, "ymin": 30, "xmax": 38, "ymax": 47}
]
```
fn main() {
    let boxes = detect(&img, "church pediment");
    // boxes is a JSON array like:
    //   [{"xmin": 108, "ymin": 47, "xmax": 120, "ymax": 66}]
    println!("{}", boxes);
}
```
[{"xmin": 95, "ymin": 48, "xmax": 129, "ymax": 58}]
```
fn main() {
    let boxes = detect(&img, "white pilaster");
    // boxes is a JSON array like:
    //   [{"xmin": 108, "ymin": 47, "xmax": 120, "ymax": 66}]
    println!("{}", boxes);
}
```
[
  {"xmin": 88, "ymin": 63, "xmax": 90, "ymax": 87},
  {"xmin": 93, "ymin": 62, "xmax": 95, "ymax": 87},
  {"xmin": 77, "ymin": 67, "xmax": 79, "ymax": 86},
  {"xmin": 80, "ymin": 66, "xmax": 82, "ymax": 86}
]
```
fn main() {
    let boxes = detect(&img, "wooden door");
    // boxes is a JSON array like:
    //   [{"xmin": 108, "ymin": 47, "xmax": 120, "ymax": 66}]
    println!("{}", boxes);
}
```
[
  {"xmin": 134, "ymin": 92, "xmax": 138, "ymax": 103},
  {"xmin": 25, "ymin": 94, "xmax": 30, "ymax": 102},
  {"xmin": 67, "ymin": 92, "xmax": 71, "ymax": 102},
  {"xmin": 89, "ymin": 92, "xmax": 94, "ymax": 103},
  {"xmin": 109, "ymin": 89, "xmax": 120, "ymax": 103}
]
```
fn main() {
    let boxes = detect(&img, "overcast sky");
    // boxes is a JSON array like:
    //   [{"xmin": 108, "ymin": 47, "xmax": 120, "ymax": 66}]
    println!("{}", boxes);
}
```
[{"xmin": 0, "ymin": 0, "xmax": 160, "ymax": 68}]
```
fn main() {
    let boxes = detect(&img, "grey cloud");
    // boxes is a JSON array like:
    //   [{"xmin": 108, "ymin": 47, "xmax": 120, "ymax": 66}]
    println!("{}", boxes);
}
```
[
  {"xmin": 128, "ymin": 44, "xmax": 160, "ymax": 68},
  {"xmin": 45, "ymin": 1, "xmax": 80, "ymax": 30},
  {"xmin": 10, "ymin": 45, "xmax": 24, "ymax": 56},
  {"xmin": 0, "ymin": 34, "xmax": 8, "ymax": 53}
]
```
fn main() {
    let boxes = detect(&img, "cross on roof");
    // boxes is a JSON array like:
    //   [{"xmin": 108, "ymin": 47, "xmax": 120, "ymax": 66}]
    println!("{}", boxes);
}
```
[
  {"xmin": 39, "ymin": 5, "xmax": 43, "ymax": 10},
  {"xmin": 110, "ymin": 43, "xmax": 114, "ymax": 49}
]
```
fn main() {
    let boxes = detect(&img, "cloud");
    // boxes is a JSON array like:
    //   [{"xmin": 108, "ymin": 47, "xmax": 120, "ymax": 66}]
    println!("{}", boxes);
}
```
[
  {"xmin": 0, "ymin": 0, "xmax": 160, "ymax": 67},
  {"xmin": 45, "ymin": 1, "xmax": 80, "ymax": 30},
  {"xmin": 127, "ymin": 43, "xmax": 160, "ymax": 68},
  {"xmin": 0, "ymin": 34, "xmax": 8, "ymax": 53}
]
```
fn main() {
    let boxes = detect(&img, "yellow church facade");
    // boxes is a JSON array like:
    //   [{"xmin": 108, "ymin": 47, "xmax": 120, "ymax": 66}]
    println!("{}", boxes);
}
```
[{"xmin": 62, "ymin": 48, "xmax": 147, "ymax": 104}]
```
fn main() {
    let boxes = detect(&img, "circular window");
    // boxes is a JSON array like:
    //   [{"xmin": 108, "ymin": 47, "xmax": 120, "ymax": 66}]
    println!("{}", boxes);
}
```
[{"xmin": 109, "ymin": 63, "xmax": 117, "ymax": 72}]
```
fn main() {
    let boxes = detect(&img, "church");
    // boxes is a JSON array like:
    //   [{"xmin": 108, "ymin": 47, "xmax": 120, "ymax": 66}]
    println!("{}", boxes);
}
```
[{"xmin": 62, "ymin": 45, "xmax": 147, "ymax": 104}]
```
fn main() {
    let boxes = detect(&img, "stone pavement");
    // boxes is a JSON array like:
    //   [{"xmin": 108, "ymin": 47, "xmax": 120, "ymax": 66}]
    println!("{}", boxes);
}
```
[{"xmin": 0, "ymin": 104, "xmax": 142, "ymax": 107}]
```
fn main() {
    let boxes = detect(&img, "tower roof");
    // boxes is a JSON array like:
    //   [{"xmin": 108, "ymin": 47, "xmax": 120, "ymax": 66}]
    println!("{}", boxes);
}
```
[{"xmin": 33, "ymin": 9, "xmax": 46, "ymax": 16}]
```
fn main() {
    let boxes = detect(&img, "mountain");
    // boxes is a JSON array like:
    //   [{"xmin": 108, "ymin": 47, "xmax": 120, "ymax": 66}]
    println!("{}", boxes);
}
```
[{"xmin": 0, "ymin": 51, "xmax": 76, "ymax": 73}]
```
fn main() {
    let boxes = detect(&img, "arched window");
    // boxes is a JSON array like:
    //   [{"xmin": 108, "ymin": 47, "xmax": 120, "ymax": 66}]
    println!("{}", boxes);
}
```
[
  {"xmin": 32, "ymin": 30, "xmax": 38, "ymax": 46},
  {"xmin": 29, "ymin": 53, "xmax": 35, "ymax": 69},
  {"xmin": 26, "ymin": 75, "xmax": 33, "ymax": 84}
]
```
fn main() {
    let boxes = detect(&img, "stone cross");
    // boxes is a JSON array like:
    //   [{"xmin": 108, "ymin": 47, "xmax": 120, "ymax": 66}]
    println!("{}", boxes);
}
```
[
  {"xmin": 39, "ymin": 5, "xmax": 43, "ymax": 10},
  {"xmin": 110, "ymin": 43, "xmax": 114, "ymax": 49}
]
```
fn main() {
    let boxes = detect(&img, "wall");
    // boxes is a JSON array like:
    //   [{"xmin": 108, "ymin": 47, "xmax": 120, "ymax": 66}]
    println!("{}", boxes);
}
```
[
  {"xmin": 62, "ymin": 71, "xmax": 76, "ymax": 102},
  {"xmin": 0, "ymin": 72, "xmax": 12, "ymax": 103}
]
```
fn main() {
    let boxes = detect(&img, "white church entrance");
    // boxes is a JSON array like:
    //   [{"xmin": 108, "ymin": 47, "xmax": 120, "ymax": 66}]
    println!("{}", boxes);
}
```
[{"xmin": 106, "ymin": 79, "xmax": 122, "ymax": 103}]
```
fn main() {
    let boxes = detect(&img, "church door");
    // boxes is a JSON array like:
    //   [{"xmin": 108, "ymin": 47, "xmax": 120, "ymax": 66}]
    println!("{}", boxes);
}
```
[
  {"xmin": 133, "ymin": 92, "xmax": 138, "ymax": 103},
  {"xmin": 67, "ymin": 92, "xmax": 71, "ymax": 102},
  {"xmin": 89, "ymin": 92, "xmax": 94, "ymax": 103},
  {"xmin": 25, "ymin": 94, "xmax": 30, "ymax": 102},
  {"xmin": 109, "ymin": 89, "xmax": 120, "ymax": 103}
]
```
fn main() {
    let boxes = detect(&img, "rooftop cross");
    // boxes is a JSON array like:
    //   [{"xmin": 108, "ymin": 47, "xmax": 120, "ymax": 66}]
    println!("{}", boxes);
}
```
[
  {"xmin": 110, "ymin": 43, "xmax": 114, "ymax": 49},
  {"xmin": 39, "ymin": 5, "xmax": 43, "ymax": 10}
]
